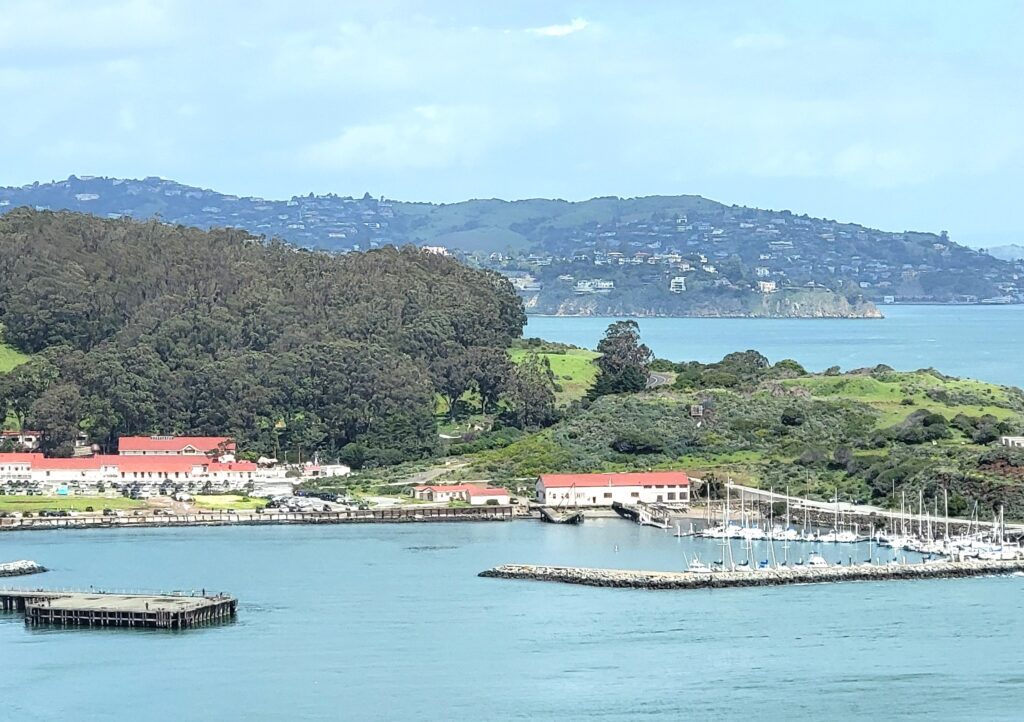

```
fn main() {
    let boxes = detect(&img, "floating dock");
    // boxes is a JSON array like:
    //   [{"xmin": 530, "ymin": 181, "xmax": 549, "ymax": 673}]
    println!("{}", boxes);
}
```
[
  {"xmin": 0, "ymin": 589, "xmax": 236, "ymax": 628},
  {"xmin": 479, "ymin": 559, "xmax": 1024, "ymax": 590}
]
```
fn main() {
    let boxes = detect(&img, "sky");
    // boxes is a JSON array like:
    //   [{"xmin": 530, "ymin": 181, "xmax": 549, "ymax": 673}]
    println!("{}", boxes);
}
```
[{"xmin": 1, "ymin": 0, "xmax": 1022, "ymax": 246}]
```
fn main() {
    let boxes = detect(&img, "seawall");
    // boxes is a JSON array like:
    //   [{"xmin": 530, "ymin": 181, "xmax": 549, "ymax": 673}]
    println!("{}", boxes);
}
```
[
  {"xmin": 479, "ymin": 560, "xmax": 1024, "ymax": 590},
  {"xmin": 0, "ymin": 504, "xmax": 515, "ymax": 533}
]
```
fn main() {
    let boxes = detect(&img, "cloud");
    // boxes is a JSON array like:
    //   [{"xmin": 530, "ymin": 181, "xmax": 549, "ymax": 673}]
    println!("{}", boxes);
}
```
[
  {"xmin": 0, "ymin": 0, "xmax": 173, "ymax": 52},
  {"xmin": 300, "ymin": 105, "xmax": 499, "ymax": 171},
  {"xmin": 527, "ymin": 18, "xmax": 588, "ymax": 38},
  {"xmin": 731, "ymin": 32, "xmax": 790, "ymax": 50}
]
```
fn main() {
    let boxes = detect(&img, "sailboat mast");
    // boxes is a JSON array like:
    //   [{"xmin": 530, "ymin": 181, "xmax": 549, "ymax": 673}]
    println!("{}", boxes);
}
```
[{"xmin": 944, "ymin": 488, "xmax": 949, "ymax": 540}]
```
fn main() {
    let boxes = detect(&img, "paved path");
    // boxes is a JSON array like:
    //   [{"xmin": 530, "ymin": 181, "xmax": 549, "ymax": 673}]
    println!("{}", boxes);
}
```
[{"xmin": 646, "ymin": 371, "xmax": 673, "ymax": 388}]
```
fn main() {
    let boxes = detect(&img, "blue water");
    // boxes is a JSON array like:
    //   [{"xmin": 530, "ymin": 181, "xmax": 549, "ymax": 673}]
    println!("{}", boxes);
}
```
[
  {"xmin": 527, "ymin": 305, "xmax": 1024, "ymax": 387},
  {"xmin": 3, "ymin": 522, "xmax": 1024, "ymax": 720}
]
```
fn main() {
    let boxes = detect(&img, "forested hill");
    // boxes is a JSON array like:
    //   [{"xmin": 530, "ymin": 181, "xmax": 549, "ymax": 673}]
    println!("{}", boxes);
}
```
[
  {"xmin": 0, "ymin": 209, "xmax": 531, "ymax": 463},
  {"xmin": 1, "ymin": 177, "xmax": 1019, "ymax": 310}
]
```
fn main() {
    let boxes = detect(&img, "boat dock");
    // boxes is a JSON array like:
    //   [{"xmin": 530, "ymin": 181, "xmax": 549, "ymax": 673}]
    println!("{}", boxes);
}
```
[
  {"xmin": 0, "ymin": 589, "xmax": 236, "ymax": 628},
  {"xmin": 537, "ymin": 506, "xmax": 585, "ymax": 525},
  {"xmin": 479, "ymin": 558, "xmax": 1024, "ymax": 590}
]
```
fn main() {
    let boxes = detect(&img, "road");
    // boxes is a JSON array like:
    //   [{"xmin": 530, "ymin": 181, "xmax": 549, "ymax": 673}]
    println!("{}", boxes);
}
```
[{"xmin": 646, "ymin": 371, "xmax": 673, "ymax": 389}]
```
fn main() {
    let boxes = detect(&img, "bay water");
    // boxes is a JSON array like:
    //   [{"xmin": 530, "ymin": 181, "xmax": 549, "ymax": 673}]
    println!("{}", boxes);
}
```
[
  {"xmin": 526, "ymin": 304, "xmax": 1024, "ymax": 387},
  {"xmin": 3, "ymin": 522, "xmax": 1024, "ymax": 720}
]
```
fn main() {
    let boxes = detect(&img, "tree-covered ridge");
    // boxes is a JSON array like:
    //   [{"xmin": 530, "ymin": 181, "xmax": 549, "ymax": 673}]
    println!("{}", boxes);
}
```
[
  {"xmin": 1, "ymin": 176, "xmax": 1019, "ymax": 309},
  {"xmin": 0, "ymin": 209, "xmax": 530, "ymax": 462}
]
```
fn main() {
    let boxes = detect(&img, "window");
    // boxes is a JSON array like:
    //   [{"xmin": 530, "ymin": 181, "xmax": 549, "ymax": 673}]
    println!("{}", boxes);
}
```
[
  {"xmin": 667, "ymin": 492, "xmax": 676, "ymax": 500},
  {"xmin": 603, "ymin": 493, "xmax": 612, "ymax": 498},
  {"xmin": 631, "ymin": 492, "xmax": 639, "ymax": 497}
]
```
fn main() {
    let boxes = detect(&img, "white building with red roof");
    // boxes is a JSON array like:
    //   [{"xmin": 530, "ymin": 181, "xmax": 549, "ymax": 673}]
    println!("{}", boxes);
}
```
[
  {"xmin": 536, "ymin": 471, "xmax": 690, "ymax": 507},
  {"xmin": 411, "ymin": 484, "xmax": 511, "ymax": 506},
  {"xmin": 0, "ymin": 452, "xmax": 286, "ymax": 495},
  {"xmin": 117, "ymin": 436, "xmax": 236, "ymax": 459}
]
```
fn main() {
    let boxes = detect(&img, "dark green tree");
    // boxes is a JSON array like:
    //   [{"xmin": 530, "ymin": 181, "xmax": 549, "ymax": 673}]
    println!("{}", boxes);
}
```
[{"xmin": 588, "ymin": 320, "xmax": 652, "ymax": 399}]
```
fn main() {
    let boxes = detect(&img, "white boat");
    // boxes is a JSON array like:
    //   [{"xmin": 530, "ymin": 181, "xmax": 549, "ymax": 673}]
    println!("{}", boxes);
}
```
[
  {"xmin": 686, "ymin": 555, "xmax": 715, "ymax": 574},
  {"xmin": 807, "ymin": 552, "xmax": 829, "ymax": 568}
]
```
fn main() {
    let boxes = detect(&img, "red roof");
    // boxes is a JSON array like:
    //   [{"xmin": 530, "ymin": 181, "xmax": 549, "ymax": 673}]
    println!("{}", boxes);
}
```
[
  {"xmin": 466, "ymin": 485, "xmax": 510, "ymax": 497},
  {"xmin": 539, "ymin": 471, "xmax": 689, "ymax": 488},
  {"xmin": 117, "ymin": 436, "xmax": 235, "ymax": 454},
  {"xmin": 0, "ymin": 453, "xmax": 43, "ymax": 464}
]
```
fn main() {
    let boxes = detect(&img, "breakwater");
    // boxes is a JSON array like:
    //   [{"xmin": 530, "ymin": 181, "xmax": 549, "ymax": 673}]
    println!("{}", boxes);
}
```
[
  {"xmin": 0, "ymin": 560, "xmax": 46, "ymax": 577},
  {"xmin": 0, "ymin": 504, "xmax": 514, "ymax": 533},
  {"xmin": 479, "ymin": 559, "xmax": 1024, "ymax": 590}
]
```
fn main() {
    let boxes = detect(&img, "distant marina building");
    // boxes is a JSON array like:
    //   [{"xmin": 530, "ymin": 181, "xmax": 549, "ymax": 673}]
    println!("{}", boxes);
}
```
[{"xmin": 536, "ymin": 471, "xmax": 690, "ymax": 507}]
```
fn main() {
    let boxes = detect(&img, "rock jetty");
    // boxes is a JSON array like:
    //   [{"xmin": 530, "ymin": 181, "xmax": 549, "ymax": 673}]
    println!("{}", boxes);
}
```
[
  {"xmin": 0, "ymin": 560, "xmax": 46, "ymax": 577},
  {"xmin": 479, "ymin": 559, "xmax": 1024, "ymax": 590}
]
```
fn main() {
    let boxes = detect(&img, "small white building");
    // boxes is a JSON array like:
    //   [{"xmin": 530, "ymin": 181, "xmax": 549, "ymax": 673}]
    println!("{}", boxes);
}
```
[
  {"xmin": 669, "ymin": 276, "xmax": 687, "ymax": 293},
  {"xmin": 411, "ymin": 484, "xmax": 511, "ymax": 505},
  {"xmin": 536, "ymin": 471, "xmax": 691, "ymax": 507},
  {"xmin": 1000, "ymin": 436, "xmax": 1024, "ymax": 448},
  {"xmin": 0, "ymin": 431, "xmax": 41, "ymax": 450}
]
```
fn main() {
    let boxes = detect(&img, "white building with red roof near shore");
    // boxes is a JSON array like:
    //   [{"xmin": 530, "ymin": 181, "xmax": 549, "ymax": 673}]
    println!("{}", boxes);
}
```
[
  {"xmin": 0, "ymin": 453, "xmax": 284, "ymax": 493},
  {"xmin": 411, "ymin": 484, "xmax": 511, "ymax": 506},
  {"xmin": 536, "ymin": 471, "xmax": 690, "ymax": 507}
]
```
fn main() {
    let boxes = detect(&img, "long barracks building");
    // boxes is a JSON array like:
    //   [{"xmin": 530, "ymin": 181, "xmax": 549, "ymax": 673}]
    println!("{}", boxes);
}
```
[{"xmin": 0, "ymin": 436, "xmax": 286, "ymax": 495}]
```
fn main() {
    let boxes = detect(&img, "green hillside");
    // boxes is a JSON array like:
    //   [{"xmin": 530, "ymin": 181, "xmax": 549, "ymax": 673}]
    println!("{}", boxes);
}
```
[{"xmin": 466, "ymin": 362, "xmax": 1024, "ymax": 516}]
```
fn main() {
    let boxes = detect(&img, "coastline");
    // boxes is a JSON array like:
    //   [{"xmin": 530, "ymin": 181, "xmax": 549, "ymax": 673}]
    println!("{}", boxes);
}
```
[{"xmin": 0, "ymin": 504, "xmax": 518, "ymax": 532}]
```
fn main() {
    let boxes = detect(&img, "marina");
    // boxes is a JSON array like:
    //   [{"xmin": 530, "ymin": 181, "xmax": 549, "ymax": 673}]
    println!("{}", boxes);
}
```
[{"xmin": 0, "ymin": 588, "xmax": 237, "ymax": 629}]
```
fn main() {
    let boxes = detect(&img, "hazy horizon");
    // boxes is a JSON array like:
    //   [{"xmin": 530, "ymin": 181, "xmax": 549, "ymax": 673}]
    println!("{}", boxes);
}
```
[{"xmin": 2, "ymin": 1, "xmax": 1022, "ymax": 247}]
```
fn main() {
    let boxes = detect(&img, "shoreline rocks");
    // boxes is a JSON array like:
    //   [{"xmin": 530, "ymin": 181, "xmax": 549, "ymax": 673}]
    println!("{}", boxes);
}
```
[{"xmin": 0, "ymin": 560, "xmax": 46, "ymax": 577}]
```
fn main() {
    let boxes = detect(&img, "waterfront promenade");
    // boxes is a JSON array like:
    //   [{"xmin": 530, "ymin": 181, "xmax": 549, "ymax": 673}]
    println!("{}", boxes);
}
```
[{"xmin": 0, "ymin": 504, "xmax": 515, "ymax": 532}]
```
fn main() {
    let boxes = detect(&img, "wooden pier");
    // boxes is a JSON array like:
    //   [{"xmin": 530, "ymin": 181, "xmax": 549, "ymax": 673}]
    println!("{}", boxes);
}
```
[
  {"xmin": 0, "ymin": 589, "xmax": 236, "ymax": 629},
  {"xmin": 479, "ymin": 559, "xmax": 1024, "ymax": 590}
]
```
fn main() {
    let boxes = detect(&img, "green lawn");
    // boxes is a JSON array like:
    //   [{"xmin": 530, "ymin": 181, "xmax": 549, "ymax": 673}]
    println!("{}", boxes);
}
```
[
  {"xmin": 0, "ymin": 340, "xmax": 28, "ymax": 374},
  {"xmin": 192, "ymin": 494, "xmax": 267, "ymax": 510},
  {"xmin": 0, "ymin": 495, "xmax": 144, "ymax": 513},
  {"xmin": 783, "ymin": 372, "xmax": 1021, "ymax": 428},
  {"xmin": 509, "ymin": 347, "xmax": 600, "ymax": 405}
]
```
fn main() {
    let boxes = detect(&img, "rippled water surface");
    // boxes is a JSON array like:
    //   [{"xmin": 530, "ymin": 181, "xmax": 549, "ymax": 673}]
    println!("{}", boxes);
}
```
[{"xmin": 2, "ymin": 521, "xmax": 1023, "ymax": 721}]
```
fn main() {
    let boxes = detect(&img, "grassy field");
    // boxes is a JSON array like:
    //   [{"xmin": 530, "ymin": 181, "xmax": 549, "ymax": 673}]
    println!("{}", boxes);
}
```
[
  {"xmin": 0, "ymin": 340, "xmax": 28, "ymax": 374},
  {"xmin": 192, "ymin": 494, "xmax": 267, "ymax": 510},
  {"xmin": 782, "ymin": 371, "xmax": 1021, "ymax": 427},
  {"xmin": 0, "ymin": 495, "xmax": 144, "ymax": 513},
  {"xmin": 509, "ymin": 347, "xmax": 599, "ymax": 405}
]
